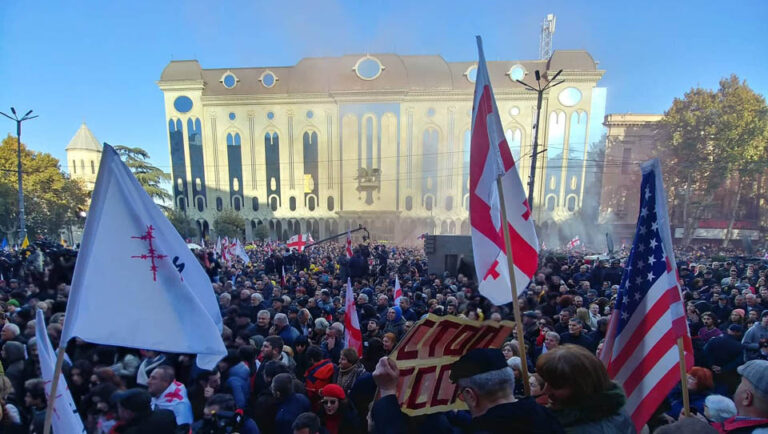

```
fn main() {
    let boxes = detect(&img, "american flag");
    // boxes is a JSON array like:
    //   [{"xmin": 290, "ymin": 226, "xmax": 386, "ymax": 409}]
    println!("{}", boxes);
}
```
[{"xmin": 600, "ymin": 159, "xmax": 692, "ymax": 431}]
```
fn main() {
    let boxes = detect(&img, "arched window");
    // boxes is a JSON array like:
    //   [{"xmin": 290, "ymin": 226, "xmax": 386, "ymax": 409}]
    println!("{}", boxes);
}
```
[
  {"xmin": 289, "ymin": 197, "xmax": 296, "ymax": 211},
  {"xmin": 425, "ymin": 195, "xmax": 433, "ymax": 211},
  {"xmin": 216, "ymin": 197, "xmax": 223, "ymax": 211},
  {"xmin": 405, "ymin": 196, "xmax": 413, "ymax": 211},
  {"xmin": 270, "ymin": 196, "xmax": 278, "ymax": 211},
  {"xmin": 308, "ymin": 196, "xmax": 316, "ymax": 211},
  {"xmin": 445, "ymin": 196, "xmax": 453, "ymax": 211},
  {"xmin": 545, "ymin": 195, "xmax": 556, "ymax": 211},
  {"xmin": 566, "ymin": 195, "xmax": 577, "ymax": 212},
  {"xmin": 252, "ymin": 197, "xmax": 259, "ymax": 211},
  {"xmin": 91, "ymin": 160, "xmax": 95, "ymax": 174},
  {"xmin": 197, "ymin": 197, "xmax": 204, "ymax": 212},
  {"xmin": 233, "ymin": 197, "xmax": 241, "ymax": 211},
  {"xmin": 80, "ymin": 159, "xmax": 85, "ymax": 174},
  {"xmin": 327, "ymin": 196, "xmax": 335, "ymax": 211},
  {"xmin": 72, "ymin": 160, "xmax": 77, "ymax": 174},
  {"xmin": 226, "ymin": 133, "xmax": 241, "ymax": 146}
]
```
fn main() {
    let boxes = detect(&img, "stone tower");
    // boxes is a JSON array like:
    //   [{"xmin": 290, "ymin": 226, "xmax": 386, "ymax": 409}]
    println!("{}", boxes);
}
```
[{"xmin": 66, "ymin": 122, "xmax": 102, "ymax": 190}]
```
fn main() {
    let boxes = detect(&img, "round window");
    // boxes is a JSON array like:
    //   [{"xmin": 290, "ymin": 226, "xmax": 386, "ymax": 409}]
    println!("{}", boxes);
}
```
[
  {"xmin": 509, "ymin": 106, "xmax": 520, "ymax": 116},
  {"xmin": 427, "ymin": 108, "xmax": 435, "ymax": 117},
  {"xmin": 267, "ymin": 111, "xmax": 274, "ymax": 120},
  {"xmin": 222, "ymin": 73, "xmax": 237, "ymax": 89},
  {"xmin": 355, "ymin": 56, "xmax": 383, "ymax": 80},
  {"xmin": 558, "ymin": 87, "xmax": 583, "ymax": 107},
  {"xmin": 508, "ymin": 65, "xmax": 526, "ymax": 81},
  {"xmin": 307, "ymin": 110, "xmax": 314, "ymax": 119},
  {"xmin": 229, "ymin": 112, "xmax": 236, "ymax": 121},
  {"xmin": 465, "ymin": 65, "xmax": 478, "ymax": 83},
  {"xmin": 261, "ymin": 71, "xmax": 276, "ymax": 88},
  {"xmin": 173, "ymin": 96, "xmax": 193, "ymax": 113}
]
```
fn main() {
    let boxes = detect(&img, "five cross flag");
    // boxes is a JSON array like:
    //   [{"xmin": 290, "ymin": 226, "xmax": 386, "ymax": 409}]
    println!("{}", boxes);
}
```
[
  {"xmin": 60, "ymin": 145, "xmax": 227, "ymax": 370},
  {"xmin": 469, "ymin": 36, "xmax": 539, "ymax": 305}
]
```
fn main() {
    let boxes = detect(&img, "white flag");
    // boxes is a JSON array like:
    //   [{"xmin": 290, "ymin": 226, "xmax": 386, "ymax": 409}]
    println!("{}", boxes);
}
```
[
  {"xmin": 36, "ymin": 310, "xmax": 86, "ymax": 433},
  {"xmin": 235, "ymin": 239, "xmax": 250, "ymax": 264},
  {"xmin": 60, "ymin": 145, "xmax": 226, "ymax": 370}
]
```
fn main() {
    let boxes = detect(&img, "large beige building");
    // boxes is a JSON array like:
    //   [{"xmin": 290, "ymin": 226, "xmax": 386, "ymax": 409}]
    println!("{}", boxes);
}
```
[{"xmin": 158, "ymin": 51, "xmax": 606, "ymax": 242}]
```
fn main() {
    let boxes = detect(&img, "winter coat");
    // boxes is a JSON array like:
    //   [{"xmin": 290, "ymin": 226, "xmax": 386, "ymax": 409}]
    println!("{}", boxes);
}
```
[
  {"xmin": 274, "ymin": 393, "xmax": 311, "ymax": 434},
  {"xmin": 549, "ymin": 381, "xmax": 636, "ymax": 434}
]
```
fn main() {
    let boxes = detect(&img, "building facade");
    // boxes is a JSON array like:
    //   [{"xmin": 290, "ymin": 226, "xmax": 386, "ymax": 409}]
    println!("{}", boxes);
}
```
[{"xmin": 158, "ymin": 52, "xmax": 606, "ymax": 242}]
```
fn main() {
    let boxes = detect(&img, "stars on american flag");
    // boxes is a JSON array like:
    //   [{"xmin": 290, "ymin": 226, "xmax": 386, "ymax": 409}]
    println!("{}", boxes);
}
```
[{"xmin": 615, "ymin": 173, "xmax": 670, "ymax": 334}]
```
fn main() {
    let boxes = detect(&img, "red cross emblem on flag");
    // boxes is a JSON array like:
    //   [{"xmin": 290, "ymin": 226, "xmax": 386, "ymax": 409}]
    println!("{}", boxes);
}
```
[
  {"xmin": 287, "ymin": 234, "xmax": 308, "ymax": 252},
  {"xmin": 483, "ymin": 259, "xmax": 501, "ymax": 281}
]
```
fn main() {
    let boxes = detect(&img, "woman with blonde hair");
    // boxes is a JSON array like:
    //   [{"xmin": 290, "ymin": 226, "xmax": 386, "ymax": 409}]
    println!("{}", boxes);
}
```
[
  {"xmin": 0, "ymin": 375, "xmax": 22, "ymax": 428},
  {"xmin": 575, "ymin": 308, "xmax": 593, "ymax": 332},
  {"xmin": 536, "ymin": 344, "xmax": 635, "ymax": 433}
]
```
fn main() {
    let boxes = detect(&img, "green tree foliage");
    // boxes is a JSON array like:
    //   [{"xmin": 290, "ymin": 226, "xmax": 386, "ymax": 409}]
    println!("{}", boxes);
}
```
[
  {"xmin": 253, "ymin": 223, "xmax": 269, "ymax": 240},
  {"xmin": 111, "ymin": 144, "xmax": 172, "ymax": 211},
  {"xmin": 659, "ymin": 75, "xmax": 768, "ymax": 245},
  {"xmin": 213, "ymin": 209, "xmax": 245, "ymax": 239},
  {"xmin": 0, "ymin": 135, "xmax": 89, "ymax": 241},
  {"xmin": 166, "ymin": 208, "xmax": 199, "ymax": 240}
]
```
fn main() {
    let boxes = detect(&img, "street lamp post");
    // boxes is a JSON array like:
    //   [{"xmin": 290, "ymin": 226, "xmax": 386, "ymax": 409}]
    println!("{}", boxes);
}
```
[
  {"xmin": 0, "ymin": 107, "xmax": 38, "ymax": 242},
  {"xmin": 515, "ymin": 70, "xmax": 563, "ymax": 211}
]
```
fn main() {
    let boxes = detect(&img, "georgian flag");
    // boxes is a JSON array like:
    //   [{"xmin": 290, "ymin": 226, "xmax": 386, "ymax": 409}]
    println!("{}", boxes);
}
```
[
  {"xmin": 344, "ymin": 278, "xmax": 363, "ymax": 356},
  {"xmin": 469, "ymin": 37, "xmax": 539, "ymax": 306},
  {"xmin": 60, "ymin": 145, "xmax": 226, "ymax": 370},
  {"xmin": 345, "ymin": 230, "xmax": 353, "ymax": 258}
]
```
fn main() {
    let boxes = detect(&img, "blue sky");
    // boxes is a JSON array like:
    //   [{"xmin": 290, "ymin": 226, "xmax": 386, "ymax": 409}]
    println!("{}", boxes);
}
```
[{"xmin": 1, "ymin": 0, "xmax": 766, "ymax": 171}]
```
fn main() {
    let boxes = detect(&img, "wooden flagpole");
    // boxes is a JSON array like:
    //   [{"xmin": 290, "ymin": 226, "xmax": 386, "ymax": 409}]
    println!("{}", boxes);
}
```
[
  {"xmin": 677, "ymin": 337, "xmax": 691, "ymax": 417},
  {"xmin": 43, "ymin": 344, "xmax": 68, "ymax": 434},
  {"xmin": 496, "ymin": 175, "xmax": 531, "ymax": 396}
]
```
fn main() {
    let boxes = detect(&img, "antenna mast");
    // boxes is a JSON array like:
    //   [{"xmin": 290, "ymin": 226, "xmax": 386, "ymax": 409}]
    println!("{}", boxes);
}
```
[{"xmin": 539, "ymin": 14, "xmax": 556, "ymax": 60}]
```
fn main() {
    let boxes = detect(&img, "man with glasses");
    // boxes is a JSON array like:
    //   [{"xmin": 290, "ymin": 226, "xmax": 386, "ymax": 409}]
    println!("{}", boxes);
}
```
[{"xmin": 370, "ymin": 349, "xmax": 564, "ymax": 433}]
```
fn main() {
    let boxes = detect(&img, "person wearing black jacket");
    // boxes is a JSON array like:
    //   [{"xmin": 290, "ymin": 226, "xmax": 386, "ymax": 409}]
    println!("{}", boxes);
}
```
[
  {"xmin": 703, "ymin": 324, "xmax": 745, "ymax": 395},
  {"xmin": 370, "ymin": 349, "xmax": 564, "ymax": 434}
]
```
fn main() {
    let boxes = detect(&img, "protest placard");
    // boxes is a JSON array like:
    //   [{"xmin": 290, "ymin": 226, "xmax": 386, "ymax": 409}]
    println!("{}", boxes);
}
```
[{"xmin": 389, "ymin": 314, "xmax": 515, "ymax": 416}]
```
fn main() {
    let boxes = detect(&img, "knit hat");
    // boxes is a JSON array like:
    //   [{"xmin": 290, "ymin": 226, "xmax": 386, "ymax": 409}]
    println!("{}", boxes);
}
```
[
  {"xmin": 7, "ymin": 299, "xmax": 19, "ymax": 308},
  {"xmin": 320, "ymin": 383, "xmax": 345, "ymax": 400},
  {"xmin": 732, "ymin": 309, "xmax": 745, "ymax": 318}
]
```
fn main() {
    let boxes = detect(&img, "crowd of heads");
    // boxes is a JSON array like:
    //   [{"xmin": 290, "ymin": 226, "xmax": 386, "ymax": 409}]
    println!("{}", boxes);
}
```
[{"xmin": 0, "ymin": 237, "xmax": 767, "ymax": 432}]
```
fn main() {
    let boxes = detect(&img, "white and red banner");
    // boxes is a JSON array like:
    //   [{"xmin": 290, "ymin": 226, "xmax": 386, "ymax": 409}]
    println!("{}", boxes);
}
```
[
  {"xmin": 469, "ymin": 37, "xmax": 539, "ymax": 306},
  {"xmin": 344, "ymin": 278, "xmax": 363, "ymax": 356},
  {"xmin": 287, "ymin": 233, "xmax": 313, "ymax": 252},
  {"xmin": 394, "ymin": 275, "xmax": 403, "ymax": 306},
  {"xmin": 345, "ymin": 230, "xmax": 353, "ymax": 258},
  {"xmin": 568, "ymin": 236, "xmax": 581, "ymax": 249}
]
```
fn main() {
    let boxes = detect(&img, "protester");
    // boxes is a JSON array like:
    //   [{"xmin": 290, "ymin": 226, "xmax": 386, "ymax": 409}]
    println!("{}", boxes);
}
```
[{"xmin": 536, "ymin": 345, "xmax": 636, "ymax": 433}]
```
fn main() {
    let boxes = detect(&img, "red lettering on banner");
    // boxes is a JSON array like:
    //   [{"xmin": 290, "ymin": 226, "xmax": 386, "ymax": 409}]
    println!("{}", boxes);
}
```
[
  {"xmin": 395, "ymin": 319, "xmax": 436, "ymax": 361},
  {"xmin": 428, "ymin": 320, "xmax": 462, "ymax": 357},
  {"xmin": 468, "ymin": 324, "xmax": 509, "ymax": 351},
  {"xmin": 430, "ymin": 364, "xmax": 458, "ymax": 407},
  {"xmin": 405, "ymin": 366, "xmax": 437, "ymax": 410},
  {"xmin": 395, "ymin": 367, "xmax": 416, "ymax": 406},
  {"xmin": 444, "ymin": 324, "xmax": 481, "ymax": 356}
]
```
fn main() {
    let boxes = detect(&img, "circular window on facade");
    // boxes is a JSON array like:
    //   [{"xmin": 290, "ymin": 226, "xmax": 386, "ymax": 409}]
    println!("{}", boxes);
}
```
[
  {"xmin": 509, "ymin": 106, "xmax": 520, "ymax": 116},
  {"xmin": 558, "ymin": 87, "xmax": 583, "ymax": 107},
  {"xmin": 465, "ymin": 65, "xmax": 478, "ymax": 83},
  {"xmin": 267, "ymin": 111, "xmax": 274, "ymax": 120},
  {"xmin": 260, "ymin": 71, "xmax": 277, "ymax": 88},
  {"xmin": 354, "ymin": 56, "xmax": 384, "ymax": 80},
  {"xmin": 307, "ymin": 110, "xmax": 314, "ymax": 119},
  {"xmin": 221, "ymin": 73, "xmax": 238, "ymax": 89},
  {"xmin": 427, "ymin": 108, "xmax": 435, "ymax": 118},
  {"xmin": 173, "ymin": 96, "xmax": 193, "ymax": 113},
  {"xmin": 507, "ymin": 65, "xmax": 526, "ymax": 81},
  {"xmin": 229, "ymin": 112, "xmax": 236, "ymax": 121}
]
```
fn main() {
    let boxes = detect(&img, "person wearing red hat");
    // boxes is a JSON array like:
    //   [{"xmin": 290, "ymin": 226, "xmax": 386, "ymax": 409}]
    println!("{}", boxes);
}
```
[{"xmin": 317, "ymin": 383, "xmax": 363, "ymax": 434}]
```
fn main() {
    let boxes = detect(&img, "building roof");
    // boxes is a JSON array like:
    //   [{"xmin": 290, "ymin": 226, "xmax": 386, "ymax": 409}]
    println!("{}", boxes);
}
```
[
  {"xmin": 65, "ymin": 122, "xmax": 102, "ymax": 152},
  {"xmin": 604, "ymin": 114, "xmax": 664, "ymax": 126},
  {"xmin": 158, "ymin": 51, "xmax": 601, "ymax": 95}
]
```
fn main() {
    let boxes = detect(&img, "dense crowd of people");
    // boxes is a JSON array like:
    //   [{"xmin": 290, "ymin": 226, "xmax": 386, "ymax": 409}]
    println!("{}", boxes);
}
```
[{"xmin": 0, "ymin": 237, "xmax": 767, "ymax": 433}]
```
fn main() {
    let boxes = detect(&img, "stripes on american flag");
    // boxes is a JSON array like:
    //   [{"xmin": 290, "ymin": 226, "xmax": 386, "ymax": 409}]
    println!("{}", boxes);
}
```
[{"xmin": 601, "ymin": 160, "xmax": 692, "ymax": 431}]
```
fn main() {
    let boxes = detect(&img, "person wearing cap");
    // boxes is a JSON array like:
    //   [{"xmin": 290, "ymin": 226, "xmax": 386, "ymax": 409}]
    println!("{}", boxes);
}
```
[
  {"xmin": 317, "ymin": 383, "xmax": 362, "ymax": 434},
  {"xmin": 742, "ymin": 311, "xmax": 768, "ymax": 361},
  {"xmin": 370, "ymin": 348, "xmax": 564, "ymax": 434},
  {"xmin": 712, "ymin": 294, "xmax": 732, "ymax": 324},
  {"xmin": 112, "ymin": 388, "xmax": 177, "ymax": 433},
  {"xmin": 703, "ymin": 324, "xmax": 746, "ymax": 395}
]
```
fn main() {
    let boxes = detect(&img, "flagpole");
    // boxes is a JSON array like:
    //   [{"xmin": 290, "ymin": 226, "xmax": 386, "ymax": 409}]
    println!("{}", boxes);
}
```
[
  {"xmin": 43, "ymin": 344, "xmax": 68, "ymax": 434},
  {"xmin": 496, "ymin": 175, "xmax": 531, "ymax": 396},
  {"xmin": 677, "ymin": 337, "xmax": 690, "ymax": 417}
]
